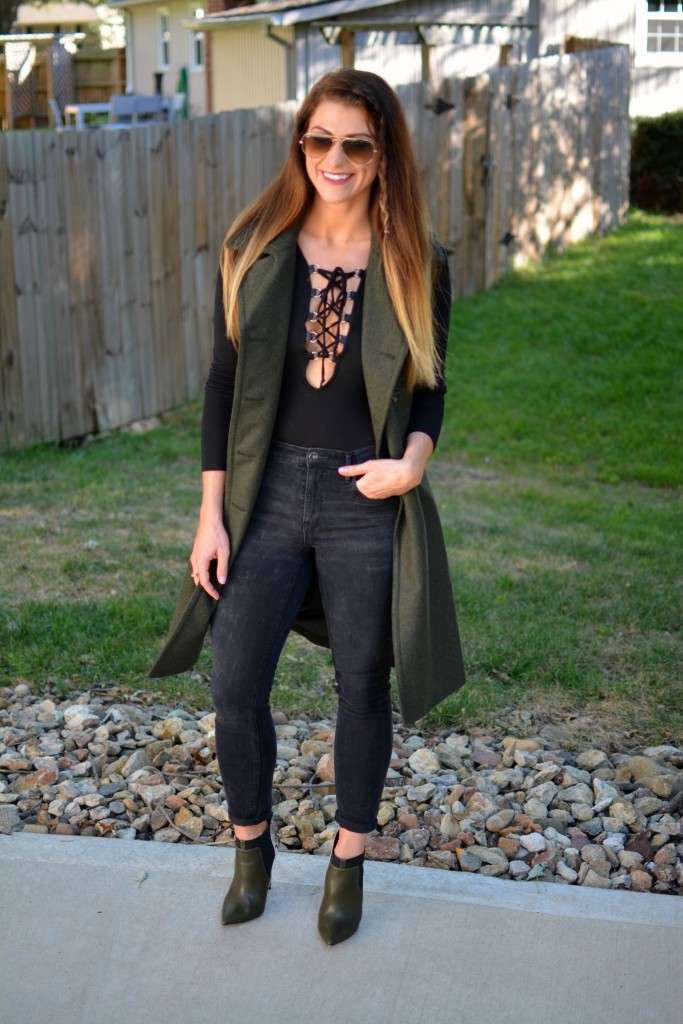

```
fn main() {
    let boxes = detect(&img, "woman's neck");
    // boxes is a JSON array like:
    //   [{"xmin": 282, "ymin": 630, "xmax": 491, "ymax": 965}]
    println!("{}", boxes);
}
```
[
  {"xmin": 299, "ymin": 201, "xmax": 372, "ymax": 272},
  {"xmin": 301, "ymin": 198, "xmax": 372, "ymax": 248}
]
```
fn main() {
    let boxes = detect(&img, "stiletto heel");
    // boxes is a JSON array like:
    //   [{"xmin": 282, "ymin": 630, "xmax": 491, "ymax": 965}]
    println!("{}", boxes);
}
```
[
  {"xmin": 317, "ymin": 833, "xmax": 364, "ymax": 946},
  {"xmin": 221, "ymin": 824, "xmax": 274, "ymax": 926}
]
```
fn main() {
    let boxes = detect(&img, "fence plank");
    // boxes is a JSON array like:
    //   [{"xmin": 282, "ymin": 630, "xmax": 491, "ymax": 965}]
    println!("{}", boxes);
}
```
[
  {"xmin": 462, "ymin": 74, "xmax": 490, "ymax": 296},
  {"xmin": 6, "ymin": 131, "xmax": 43, "ymax": 443},
  {"xmin": 0, "ymin": 131, "xmax": 24, "ymax": 448},
  {"xmin": 176, "ymin": 118, "xmax": 202, "ymax": 398},
  {"xmin": 43, "ymin": 131, "xmax": 86, "ymax": 440}
]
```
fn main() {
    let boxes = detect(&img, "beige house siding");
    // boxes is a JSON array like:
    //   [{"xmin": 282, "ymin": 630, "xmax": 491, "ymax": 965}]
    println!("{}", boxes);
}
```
[
  {"xmin": 211, "ymin": 25, "xmax": 294, "ymax": 112},
  {"xmin": 124, "ymin": 0, "xmax": 206, "ymax": 115}
]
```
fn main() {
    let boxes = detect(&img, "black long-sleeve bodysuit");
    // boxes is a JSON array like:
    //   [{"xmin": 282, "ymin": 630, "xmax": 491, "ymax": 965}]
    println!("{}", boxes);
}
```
[{"xmin": 201, "ymin": 246, "xmax": 450, "ymax": 470}]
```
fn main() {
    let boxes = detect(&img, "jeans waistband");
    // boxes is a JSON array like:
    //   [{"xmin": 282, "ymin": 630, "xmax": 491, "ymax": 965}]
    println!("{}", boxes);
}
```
[{"xmin": 268, "ymin": 440, "xmax": 377, "ymax": 468}]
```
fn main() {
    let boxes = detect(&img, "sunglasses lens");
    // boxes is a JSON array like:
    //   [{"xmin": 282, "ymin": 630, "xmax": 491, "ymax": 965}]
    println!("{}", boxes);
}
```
[
  {"xmin": 303, "ymin": 134, "xmax": 334, "ymax": 158},
  {"xmin": 342, "ymin": 139, "xmax": 375, "ymax": 164}
]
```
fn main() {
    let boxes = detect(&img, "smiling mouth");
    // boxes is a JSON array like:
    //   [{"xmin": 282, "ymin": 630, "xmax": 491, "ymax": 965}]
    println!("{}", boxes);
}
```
[{"xmin": 322, "ymin": 172, "xmax": 352, "ymax": 182}]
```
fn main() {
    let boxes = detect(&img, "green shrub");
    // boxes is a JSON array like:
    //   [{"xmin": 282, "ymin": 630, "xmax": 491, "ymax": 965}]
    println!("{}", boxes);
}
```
[{"xmin": 630, "ymin": 111, "xmax": 683, "ymax": 213}]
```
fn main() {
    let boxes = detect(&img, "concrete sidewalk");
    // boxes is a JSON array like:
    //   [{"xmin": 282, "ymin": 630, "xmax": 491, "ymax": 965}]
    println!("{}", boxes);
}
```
[{"xmin": 1, "ymin": 832, "xmax": 681, "ymax": 1024}]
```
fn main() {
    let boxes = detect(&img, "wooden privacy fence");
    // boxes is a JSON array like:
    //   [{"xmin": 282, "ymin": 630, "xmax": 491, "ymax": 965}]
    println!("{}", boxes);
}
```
[{"xmin": 0, "ymin": 46, "xmax": 629, "ymax": 451}]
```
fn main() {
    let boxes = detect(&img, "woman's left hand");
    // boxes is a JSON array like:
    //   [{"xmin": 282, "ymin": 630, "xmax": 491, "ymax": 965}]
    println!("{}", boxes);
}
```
[{"xmin": 338, "ymin": 431, "xmax": 434, "ymax": 499}]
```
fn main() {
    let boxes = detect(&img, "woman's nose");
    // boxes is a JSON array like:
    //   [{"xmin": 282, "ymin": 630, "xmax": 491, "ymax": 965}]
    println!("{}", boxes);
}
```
[{"xmin": 328, "ymin": 140, "xmax": 349, "ymax": 166}]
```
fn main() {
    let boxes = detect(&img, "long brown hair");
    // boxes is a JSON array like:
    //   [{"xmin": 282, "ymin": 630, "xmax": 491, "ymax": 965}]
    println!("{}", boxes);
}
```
[{"xmin": 221, "ymin": 69, "xmax": 439, "ymax": 388}]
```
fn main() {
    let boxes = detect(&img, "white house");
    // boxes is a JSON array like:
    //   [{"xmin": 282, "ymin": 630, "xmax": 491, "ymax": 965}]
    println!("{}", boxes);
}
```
[
  {"xmin": 185, "ymin": 0, "xmax": 682, "ymax": 116},
  {"xmin": 109, "ymin": 0, "xmax": 208, "ymax": 114}
]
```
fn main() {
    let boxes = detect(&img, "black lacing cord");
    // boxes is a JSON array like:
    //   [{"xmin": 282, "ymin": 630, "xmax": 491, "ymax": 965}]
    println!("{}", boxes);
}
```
[{"xmin": 305, "ymin": 264, "xmax": 364, "ymax": 386}]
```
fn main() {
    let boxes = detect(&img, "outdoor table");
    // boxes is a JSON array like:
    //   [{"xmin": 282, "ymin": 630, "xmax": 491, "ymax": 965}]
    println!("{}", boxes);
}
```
[{"xmin": 64, "ymin": 102, "xmax": 111, "ymax": 129}]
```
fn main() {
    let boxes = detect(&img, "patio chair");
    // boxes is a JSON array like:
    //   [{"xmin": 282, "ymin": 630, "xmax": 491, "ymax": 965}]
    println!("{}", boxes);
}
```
[
  {"xmin": 48, "ymin": 98, "xmax": 69, "ymax": 132},
  {"xmin": 107, "ymin": 94, "xmax": 139, "ymax": 125},
  {"xmin": 169, "ymin": 93, "xmax": 187, "ymax": 122},
  {"xmin": 134, "ymin": 95, "xmax": 164, "ymax": 122}
]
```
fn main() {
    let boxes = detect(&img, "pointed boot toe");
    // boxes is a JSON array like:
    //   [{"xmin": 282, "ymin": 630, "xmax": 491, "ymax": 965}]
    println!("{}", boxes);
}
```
[
  {"xmin": 317, "ymin": 861, "xmax": 363, "ymax": 946},
  {"xmin": 221, "ymin": 846, "xmax": 271, "ymax": 926}
]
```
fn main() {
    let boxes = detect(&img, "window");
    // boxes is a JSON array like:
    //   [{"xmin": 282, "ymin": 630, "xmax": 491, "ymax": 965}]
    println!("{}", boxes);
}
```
[
  {"xmin": 190, "ymin": 6, "xmax": 205, "ymax": 70},
  {"xmin": 158, "ymin": 9, "xmax": 171, "ymax": 68},
  {"xmin": 636, "ymin": 0, "xmax": 683, "ymax": 64}
]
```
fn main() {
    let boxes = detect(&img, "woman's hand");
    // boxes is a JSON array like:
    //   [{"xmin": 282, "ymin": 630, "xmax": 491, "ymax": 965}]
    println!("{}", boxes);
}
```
[
  {"xmin": 338, "ymin": 431, "xmax": 434, "ymax": 499},
  {"xmin": 190, "ymin": 470, "xmax": 229, "ymax": 599},
  {"xmin": 190, "ymin": 519, "xmax": 230, "ymax": 599}
]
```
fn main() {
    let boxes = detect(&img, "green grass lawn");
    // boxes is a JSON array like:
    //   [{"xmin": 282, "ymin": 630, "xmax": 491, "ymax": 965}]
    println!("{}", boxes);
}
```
[{"xmin": 1, "ymin": 211, "xmax": 681, "ymax": 747}]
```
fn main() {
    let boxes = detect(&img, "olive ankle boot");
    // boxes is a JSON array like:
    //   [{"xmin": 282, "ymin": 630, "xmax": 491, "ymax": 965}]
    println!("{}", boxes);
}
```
[
  {"xmin": 317, "ymin": 837, "xmax": 364, "ymax": 946},
  {"xmin": 221, "ymin": 824, "xmax": 274, "ymax": 926}
]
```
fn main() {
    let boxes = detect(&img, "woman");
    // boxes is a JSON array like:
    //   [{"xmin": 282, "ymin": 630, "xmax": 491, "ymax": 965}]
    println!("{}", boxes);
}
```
[{"xmin": 151, "ymin": 69, "xmax": 465, "ymax": 945}]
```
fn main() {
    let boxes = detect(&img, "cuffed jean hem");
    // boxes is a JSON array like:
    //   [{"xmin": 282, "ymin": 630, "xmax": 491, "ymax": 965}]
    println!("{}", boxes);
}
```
[
  {"xmin": 335, "ymin": 811, "xmax": 378, "ymax": 834},
  {"xmin": 227, "ymin": 812, "xmax": 272, "ymax": 828}
]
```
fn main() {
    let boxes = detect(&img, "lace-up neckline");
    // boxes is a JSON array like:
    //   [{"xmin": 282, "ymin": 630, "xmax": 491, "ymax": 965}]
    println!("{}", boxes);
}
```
[{"xmin": 304, "ymin": 260, "xmax": 366, "ymax": 388}]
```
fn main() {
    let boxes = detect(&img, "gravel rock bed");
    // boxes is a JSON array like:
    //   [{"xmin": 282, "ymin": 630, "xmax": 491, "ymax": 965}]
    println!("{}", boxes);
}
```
[{"xmin": 1, "ymin": 684, "xmax": 681, "ymax": 895}]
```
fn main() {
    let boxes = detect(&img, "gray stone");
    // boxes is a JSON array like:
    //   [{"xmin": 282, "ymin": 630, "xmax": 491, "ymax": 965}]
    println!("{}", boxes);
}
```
[
  {"xmin": 426, "ymin": 850, "xmax": 455, "ymax": 870},
  {"xmin": 519, "ymin": 833, "xmax": 546, "ymax": 853},
  {"xmin": 592, "ymin": 777, "xmax": 620, "ymax": 813},
  {"xmin": 571, "ymin": 802, "xmax": 594, "ymax": 822},
  {"xmin": 276, "ymin": 744, "xmax": 300, "ymax": 761},
  {"xmin": 134, "ymin": 784, "xmax": 174, "ymax": 807},
  {"xmin": 642, "ymin": 745, "xmax": 681, "ymax": 759},
  {"xmin": 580, "ymin": 868, "xmax": 611, "ymax": 889},
  {"xmin": 524, "ymin": 798, "xmax": 549, "ymax": 819},
  {"xmin": 439, "ymin": 814, "xmax": 462, "ymax": 839},
  {"xmin": 152, "ymin": 827, "xmax": 181, "ymax": 843},
  {"xmin": 63, "ymin": 705, "xmax": 102, "ymax": 731},
  {"xmin": 467, "ymin": 845, "xmax": 509, "ymax": 867},
  {"xmin": 400, "ymin": 828, "xmax": 431, "ymax": 852},
  {"xmin": 0, "ymin": 805, "xmax": 21, "ymax": 833},
  {"xmin": 580, "ymin": 845, "xmax": 611, "ymax": 877},
  {"xmin": 464, "ymin": 793, "xmax": 498, "ymax": 820},
  {"xmin": 556, "ymin": 861, "xmax": 578, "ymax": 883},
  {"xmin": 560, "ymin": 767, "xmax": 592, "ymax": 785},
  {"xmin": 408, "ymin": 748, "xmax": 441, "ymax": 775},
  {"xmin": 406, "ymin": 783, "xmax": 437, "ymax": 801},
  {"xmin": 320, "ymin": 796, "xmax": 337, "ymax": 821},
  {"xmin": 121, "ymin": 749, "xmax": 154, "ymax": 779},
  {"xmin": 633, "ymin": 796, "xmax": 663, "ymax": 816},
  {"xmin": 434, "ymin": 743, "xmax": 462, "ymax": 770},
  {"xmin": 576, "ymin": 750, "xmax": 609, "ymax": 770},
  {"xmin": 579, "ymin": 817, "xmax": 605, "ymax": 837},
  {"xmin": 543, "ymin": 827, "xmax": 570, "ymax": 849},
  {"xmin": 558, "ymin": 783, "xmax": 593, "ymax": 805},
  {"xmin": 508, "ymin": 860, "xmax": 530, "ymax": 879},
  {"xmin": 456, "ymin": 850, "xmax": 482, "ymax": 872},
  {"xmin": 485, "ymin": 809, "xmax": 515, "ymax": 833},
  {"xmin": 527, "ymin": 781, "xmax": 558, "ymax": 806}
]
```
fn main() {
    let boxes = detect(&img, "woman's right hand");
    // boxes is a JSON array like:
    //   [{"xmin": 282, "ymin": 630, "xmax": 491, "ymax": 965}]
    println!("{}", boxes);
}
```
[{"xmin": 190, "ymin": 518, "xmax": 230, "ymax": 600}]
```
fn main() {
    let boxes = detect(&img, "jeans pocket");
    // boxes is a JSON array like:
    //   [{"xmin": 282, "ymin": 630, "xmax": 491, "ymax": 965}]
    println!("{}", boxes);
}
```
[{"xmin": 349, "ymin": 479, "xmax": 398, "ymax": 509}]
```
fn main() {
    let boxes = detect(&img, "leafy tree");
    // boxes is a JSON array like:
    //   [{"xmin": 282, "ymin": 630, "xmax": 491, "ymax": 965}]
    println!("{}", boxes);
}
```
[{"xmin": 1, "ymin": 0, "xmax": 20, "ymax": 36}]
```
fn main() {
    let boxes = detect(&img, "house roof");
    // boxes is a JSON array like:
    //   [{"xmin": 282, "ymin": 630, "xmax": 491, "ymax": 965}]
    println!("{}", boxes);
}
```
[
  {"xmin": 192, "ymin": 0, "xmax": 535, "ymax": 32},
  {"xmin": 197, "ymin": 0, "xmax": 409, "ymax": 28}
]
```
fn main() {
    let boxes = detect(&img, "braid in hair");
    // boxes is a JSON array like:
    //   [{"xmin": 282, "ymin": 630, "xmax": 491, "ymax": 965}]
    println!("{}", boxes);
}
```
[{"xmin": 377, "ymin": 114, "xmax": 390, "ymax": 240}]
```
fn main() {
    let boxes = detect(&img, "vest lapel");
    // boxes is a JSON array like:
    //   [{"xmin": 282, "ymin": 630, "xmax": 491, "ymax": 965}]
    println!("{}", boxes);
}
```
[{"xmin": 361, "ymin": 236, "xmax": 408, "ymax": 453}]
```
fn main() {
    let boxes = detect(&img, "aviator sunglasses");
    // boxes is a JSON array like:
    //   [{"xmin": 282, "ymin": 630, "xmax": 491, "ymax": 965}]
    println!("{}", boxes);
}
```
[{"xmin": 299, "ymin": 133, "xmax": 378, "ymax": 166}]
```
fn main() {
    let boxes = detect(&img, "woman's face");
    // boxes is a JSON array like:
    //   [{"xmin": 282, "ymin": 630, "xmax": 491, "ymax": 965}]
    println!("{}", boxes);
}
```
[{"xmin": 302, "ymin": 99, "xmax": 379, "ymax": 212}]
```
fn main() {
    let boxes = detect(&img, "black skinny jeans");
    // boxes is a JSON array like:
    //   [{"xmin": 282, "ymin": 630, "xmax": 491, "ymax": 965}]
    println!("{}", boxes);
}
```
[{"xmin": 210, "ymin": 441, "xmax": 398, "ymax": 834}]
